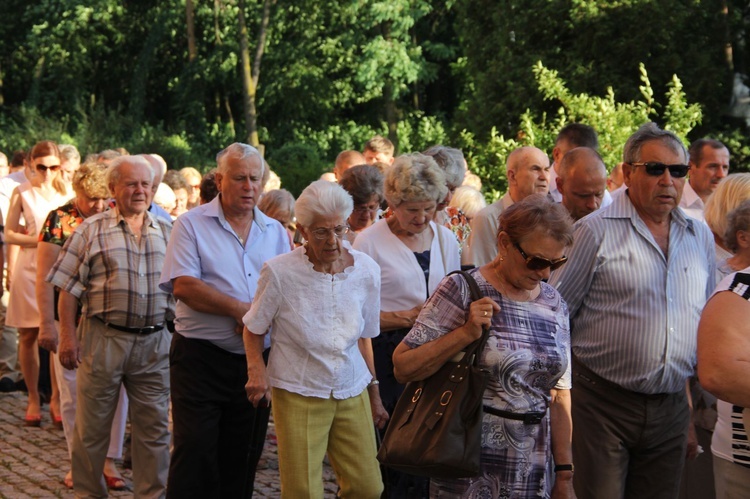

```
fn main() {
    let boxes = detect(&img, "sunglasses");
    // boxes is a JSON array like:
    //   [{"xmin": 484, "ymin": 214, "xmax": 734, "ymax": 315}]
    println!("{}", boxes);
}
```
[
  {"xmin": 36, "ymin": 164, "xmax": 61, "ymax": 172},
  {"xmin": 513, "ymin": 242, "xmax": 568, "ymax": 271},
  {"xmin": 628, "ymin": 162, "xmax": 690, "ymax": 178}
]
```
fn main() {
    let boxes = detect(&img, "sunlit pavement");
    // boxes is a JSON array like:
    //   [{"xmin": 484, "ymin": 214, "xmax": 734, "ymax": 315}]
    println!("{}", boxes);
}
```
[{"xmin": 0, "ymin": 391, "xmax": 338, "ymax": 498}]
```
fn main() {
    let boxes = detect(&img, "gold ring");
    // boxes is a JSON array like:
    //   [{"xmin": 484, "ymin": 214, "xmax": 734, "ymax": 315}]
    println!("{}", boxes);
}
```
[{"xmin": 483, "ymin": 311, "xmax": 487, "ymax": 317}]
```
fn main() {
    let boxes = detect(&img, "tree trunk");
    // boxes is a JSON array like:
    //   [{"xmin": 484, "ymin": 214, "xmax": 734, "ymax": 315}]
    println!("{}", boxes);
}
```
[
  {"xmin": 186, "ymin": 0, "xmax": 197, "ymax": 62},
  {"xmin": 384, "ymin": 82, "xmax": 399, "ymax": 153},
  {"xmin": 237, "ymin": 0, "xmax": 274, "ymax": 147}
]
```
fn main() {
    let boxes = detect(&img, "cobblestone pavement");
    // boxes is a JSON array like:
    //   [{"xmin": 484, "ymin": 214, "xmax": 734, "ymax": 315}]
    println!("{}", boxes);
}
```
[{"xmin": 0, "ymin": 391, "xmax": 338, "ymax": 498}]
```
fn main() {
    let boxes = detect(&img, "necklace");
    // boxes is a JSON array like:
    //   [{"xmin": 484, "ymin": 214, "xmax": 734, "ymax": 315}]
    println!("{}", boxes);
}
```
[
  {"xmin": 492, "ymin": 262, "xmax": 532, "ymax": 302},
  {"xmin": 229, "ymin": 216, "xmax": 253, "ymax": 244}
]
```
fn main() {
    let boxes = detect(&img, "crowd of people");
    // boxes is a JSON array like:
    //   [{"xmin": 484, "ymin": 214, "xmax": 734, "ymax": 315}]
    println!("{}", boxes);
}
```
[{"xmin": 0, "ymin": 122, "xmax": 746, "ymax": 499}]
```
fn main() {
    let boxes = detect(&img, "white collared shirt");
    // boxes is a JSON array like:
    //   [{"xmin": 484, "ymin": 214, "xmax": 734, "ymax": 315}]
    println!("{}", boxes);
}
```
[{"xmin": 679, "ymin": 181, "xmax": 706, "ymax": 223}]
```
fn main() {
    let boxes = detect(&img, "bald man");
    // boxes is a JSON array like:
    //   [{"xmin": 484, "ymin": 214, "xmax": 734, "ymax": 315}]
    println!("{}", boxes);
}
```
[
  {"xmin": 467, "ymin": 146, "xmax": 551, "ymax": 265},
  {"xmin": 333, "ymin": 150, "xmax": 366, "ymax": 180},
  {"xmin": 556, "ymin": 147, "xmax": 609, "ymax": 220}
]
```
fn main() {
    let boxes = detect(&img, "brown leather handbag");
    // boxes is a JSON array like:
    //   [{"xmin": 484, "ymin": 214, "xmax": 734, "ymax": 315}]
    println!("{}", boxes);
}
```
[{"xmin": 377, "ymin": 270, "xmax": 490, "ymax": 479}]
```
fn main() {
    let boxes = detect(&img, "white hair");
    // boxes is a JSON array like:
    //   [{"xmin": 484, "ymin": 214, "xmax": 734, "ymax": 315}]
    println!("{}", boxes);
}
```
[
  {"xmin": 106, "ymin": 155, "xmax": 155, "ymax": 195},
  {"xmin": 295, "ymin": 180, "xmax": 353, "ymax": 227},
  {"xmin": 216, "ymin": 143, "xmax": 264, "ymax": 176},
  {"xmin": 449, "ymin": 186, "xmax": 487, "ymax": 220},
  {"xmin": 423, "ymin": 145, "xmax": 466, "ymax": 188}
]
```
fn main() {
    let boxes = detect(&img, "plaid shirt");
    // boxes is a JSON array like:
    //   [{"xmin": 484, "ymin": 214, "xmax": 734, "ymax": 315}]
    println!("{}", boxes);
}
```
[{"xmin": 47, "ymin": 208, "xmax": 174, "ymax": 327}]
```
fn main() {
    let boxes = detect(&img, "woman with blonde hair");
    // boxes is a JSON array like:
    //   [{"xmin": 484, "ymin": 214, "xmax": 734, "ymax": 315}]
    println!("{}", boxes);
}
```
[
  {"xmin": 5, "ymin": 140, "xmax": 70, "ymax": 426},
  {"xmin": 353, "ymin": 153, "xmax": 460, "ymax": 496},
  {"xmin": 704, "ymin": 173, "xmax": 750, "ymax": 261}
]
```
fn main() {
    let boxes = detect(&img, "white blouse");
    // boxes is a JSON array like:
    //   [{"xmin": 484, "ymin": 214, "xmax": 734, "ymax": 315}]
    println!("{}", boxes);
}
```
[
  {"xmin": 243, "ymin": 243, "xmax": 381, "ymax": 399},
  {"xmin": 352, "ymin": 219, "xmax": 460, "ymax": 312}
]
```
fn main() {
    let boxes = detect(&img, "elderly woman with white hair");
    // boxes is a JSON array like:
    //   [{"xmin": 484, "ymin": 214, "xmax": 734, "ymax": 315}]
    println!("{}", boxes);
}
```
[
  {"xmin": 243, "ymin": 180, "xmax": 387, "ymax": 498},
  {"xmin": 353, "ymin": 153, "xmax": 460, "ymax": 497}
]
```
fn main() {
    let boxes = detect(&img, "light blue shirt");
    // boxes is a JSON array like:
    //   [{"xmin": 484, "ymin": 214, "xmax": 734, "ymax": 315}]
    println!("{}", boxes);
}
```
[
  {"xmin": 159, "ymin": 195, "xmax": 291, "ymax": 354},
  {"xmin": 548, "ymin": 190, "xmax": 715, "ymax": 394}
]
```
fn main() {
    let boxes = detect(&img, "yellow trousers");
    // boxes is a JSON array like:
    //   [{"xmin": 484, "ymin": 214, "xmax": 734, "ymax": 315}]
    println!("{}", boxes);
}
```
[{"xmin": 272, "ymin": 387, "xmax": 383, "ymax": 499}]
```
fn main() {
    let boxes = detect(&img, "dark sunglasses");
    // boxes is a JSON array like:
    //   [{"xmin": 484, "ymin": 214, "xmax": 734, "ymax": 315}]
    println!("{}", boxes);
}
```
[
  {"xmin": 36, "ymin": 164, "xmax": 61, "ymax": 172},
  {"xmin": 628, "ymin": 162, "xmax": 690, "ymax": 178},
  {"xmin": 513, "ymin": 242, "xmax": 568, "ymax": 271}
]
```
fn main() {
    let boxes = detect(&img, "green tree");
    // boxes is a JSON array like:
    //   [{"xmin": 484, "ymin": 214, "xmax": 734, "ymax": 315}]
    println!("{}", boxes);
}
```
[{"xmin": 460, "ymin": 62, "xmax": 703, "ymax": 201}]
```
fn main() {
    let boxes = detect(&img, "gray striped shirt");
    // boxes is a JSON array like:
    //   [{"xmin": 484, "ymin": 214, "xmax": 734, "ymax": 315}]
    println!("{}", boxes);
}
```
[{"xmin": 549, "ymin": 191, "xmax": 715, "ymax": 394}]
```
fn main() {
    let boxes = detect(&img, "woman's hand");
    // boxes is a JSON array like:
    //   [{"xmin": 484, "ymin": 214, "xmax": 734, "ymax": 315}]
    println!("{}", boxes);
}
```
[
  {"xmin": 551, "ymin": 472, "xmax": 576, "ymax": 499},
  {"xmin": 368, "ymin": 385, "xmax": 390, "ymax": 430},
  {"xmin": 465, "ymin": 297, "xmax": 501, "ymax": 340},
  {"xmin": 245, "ymin": 363, "xmax": 271, "ymax": 408}
]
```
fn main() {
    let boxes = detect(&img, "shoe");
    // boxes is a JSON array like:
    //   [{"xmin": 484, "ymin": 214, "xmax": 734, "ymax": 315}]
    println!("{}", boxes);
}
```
[
  {"xmin": 103, "ymin": 473, "xmax": 127, "ymax": 491},
  {"xmin": 50, "ymin": 407, "xmax": 63, "ymax": 430},
  {"xmin": 63, "ymin": 472, "xmax": 73, "ymax": 489},
  {"xmin": 24, "ymin": 413, "xmax": 42, "ymax": 427},
  {"xmin": 0, "ymin": 377, "xmax": 15, "ymax": 392}
]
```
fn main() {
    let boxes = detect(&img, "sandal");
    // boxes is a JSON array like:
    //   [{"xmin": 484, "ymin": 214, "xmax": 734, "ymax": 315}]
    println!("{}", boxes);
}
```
[
  {"xmin": 103, "ymin": 473, "xmax": 127, "ymax": 491},
  {"xmin": 24, "ymin": 412, "xmax": 42, "ymax": 427},
  {"xmin": 50, "ymin": 407, "xmax": 63, "ymax": 430}
]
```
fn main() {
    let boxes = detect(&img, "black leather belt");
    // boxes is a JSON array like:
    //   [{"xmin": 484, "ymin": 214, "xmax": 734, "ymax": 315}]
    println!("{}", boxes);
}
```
[
  {"xmin": 95, "ymin": 316, "xmax": 164, "ymax": 335},
  {"xmin": 484, "ymin": 405, "xmax": 546, "ymax": 425}
]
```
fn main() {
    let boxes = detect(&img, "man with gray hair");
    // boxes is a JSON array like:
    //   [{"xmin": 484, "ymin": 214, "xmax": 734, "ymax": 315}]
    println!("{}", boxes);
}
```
[
  {"xmin": 160, "ymin": 143, "xmax": 290, "ymax": 497},
  {"xmin": 555, "ymin": 147, "xmax": 608, "ymax": 220},
  {"xmin": 467, "ymin": 146, "xmax": 550, "ymax": 266},
  {"xmin": 549, "ymin": 123, "xmax": 714, "ymax": 498},
  {"xmin": 48, "ymin": 155, "xmax": 173, "ymax": 497}
]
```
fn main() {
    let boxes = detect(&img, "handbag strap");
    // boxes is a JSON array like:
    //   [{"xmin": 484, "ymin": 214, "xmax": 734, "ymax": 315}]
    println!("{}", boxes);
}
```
[{"xmin": 447, "ymin": 270, "xmax": 490, "ymax": 366}]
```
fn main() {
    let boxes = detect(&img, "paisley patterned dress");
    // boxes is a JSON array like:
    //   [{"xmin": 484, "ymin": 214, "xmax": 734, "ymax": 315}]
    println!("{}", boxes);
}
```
[{"xmin": 403, "ymin": 268, "xmax": 572, "ymax": 499}]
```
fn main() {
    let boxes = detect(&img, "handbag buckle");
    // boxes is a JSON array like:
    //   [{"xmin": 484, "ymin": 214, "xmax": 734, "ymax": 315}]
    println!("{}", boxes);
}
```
[
  {"xmin": 412, "ymin": 388, "xmax": 422, "ymax": 403},
  {"xmin": 523, "ymin": 412, "xmax": 545, "ymax": 425},
  {"xmin": 440, "ymin": 390, "xmax": 453, "ymax": 406}
]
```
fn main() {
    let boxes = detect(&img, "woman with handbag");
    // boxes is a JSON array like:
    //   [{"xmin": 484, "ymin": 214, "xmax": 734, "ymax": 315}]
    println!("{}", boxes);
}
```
[
  {"xmin": 243, "ymin": 180, "xmax": 388, "ymax": 498},
  {"xmin": 353, "ymin": 152, "xmax": 460, "ymax": 497},
  {"xmin": 393, "ymin": 194, "xmax": 576, "ymax": 499}
]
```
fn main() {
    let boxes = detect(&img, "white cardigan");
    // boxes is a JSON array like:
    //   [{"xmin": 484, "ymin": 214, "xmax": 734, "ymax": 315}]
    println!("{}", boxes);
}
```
[{"xmin": 353, "ymin": 219, "xmax": 460, "ymax": 312}]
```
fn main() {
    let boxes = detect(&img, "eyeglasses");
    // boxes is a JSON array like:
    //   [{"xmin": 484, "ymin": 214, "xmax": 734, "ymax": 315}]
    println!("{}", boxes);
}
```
[
  {"xmin": 628, "ymin": 162, "xmax": 690, "ymax": 178},
  {"xmin": 513, "ymin": 242, "xmax": 568, "ymax": 271},
  {"xmin": 310, "ymin": 225, "xmax": 349, "ymax": 240},
  {"xmin": 36, "ymin": 164, "xmax": 61, "ymax": 172}
]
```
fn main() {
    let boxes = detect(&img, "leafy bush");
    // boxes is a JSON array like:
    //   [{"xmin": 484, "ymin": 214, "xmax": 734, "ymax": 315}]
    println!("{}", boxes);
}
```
[
  {"xmin": 267, "ymin": 142, "xmax": 328, "ymax": 197},
  {"xmin": 458, "ymin": 61, "xmax": 703, "ymax": 202}
]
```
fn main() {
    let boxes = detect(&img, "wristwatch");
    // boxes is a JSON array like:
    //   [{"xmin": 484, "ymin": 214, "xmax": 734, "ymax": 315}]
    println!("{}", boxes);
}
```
[{"xmin": 554, "ymin": 464, "xmax": 574, "ymax": 473}]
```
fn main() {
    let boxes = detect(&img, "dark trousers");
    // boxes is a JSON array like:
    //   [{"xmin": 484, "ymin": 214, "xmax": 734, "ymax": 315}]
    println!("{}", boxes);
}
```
[
  {"xmin": 166, "ymin": 333, "xmax": 270, "ymax": 499},
  {"xmin": 572, "ymin": 359, "xmax": 689, "ymax": 499},
  {"xmin": 373, "ymin": 330, "xmax": 429, "ymax": 499}
]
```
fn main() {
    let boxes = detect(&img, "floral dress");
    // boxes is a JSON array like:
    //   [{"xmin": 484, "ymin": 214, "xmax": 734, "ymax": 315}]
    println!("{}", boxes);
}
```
[
  {"xmin": 404, "ymin": 268, "xmax": 572, "ymax": 499},
  {"xmin": 38, "ymin": 201, "xmax": 84, "ymax": 320},
  {"xmin": 39, "ymin": 201, "xmax": 84, "ymax": 246}
]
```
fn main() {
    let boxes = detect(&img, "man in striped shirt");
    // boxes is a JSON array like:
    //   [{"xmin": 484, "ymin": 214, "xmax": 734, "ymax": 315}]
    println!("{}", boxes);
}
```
[
  {"xmin": 49, "ymin": 156, "xmax": 174, "ymax": 498},
  {"xmin": 549, "ymin": 123, "xmax": 715, "ymax": 499}
]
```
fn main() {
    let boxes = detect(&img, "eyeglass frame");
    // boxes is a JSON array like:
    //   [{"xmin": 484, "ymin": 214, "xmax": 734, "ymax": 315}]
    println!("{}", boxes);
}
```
[
  {"xmin": 627, "ymin": 162, "xmax": 690, "ymax": 178},
  {"xmin": 513, "ymin": 241, "xmax": 568, "ymax": 271},
  {"xmin": 35, "ymin": 164, "xmax": 62, "ymax": 172},
  {"xmin": 309, "ymin": 224, "xmax": 350, "ymax": 240}
]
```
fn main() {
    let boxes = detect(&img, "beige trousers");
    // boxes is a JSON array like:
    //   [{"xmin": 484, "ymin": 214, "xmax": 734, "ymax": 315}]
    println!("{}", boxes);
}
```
[{"xmin": 72, "ymin": 316, "xmax": 170, "ymax": 499}]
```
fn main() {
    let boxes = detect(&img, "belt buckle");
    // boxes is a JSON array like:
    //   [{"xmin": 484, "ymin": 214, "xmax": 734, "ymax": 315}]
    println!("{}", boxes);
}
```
[{"xmin": 523, "ymin": 412, "xmax": 543, "ymax": 425}]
